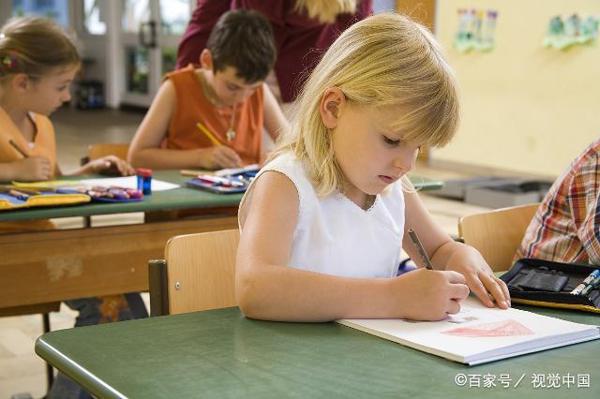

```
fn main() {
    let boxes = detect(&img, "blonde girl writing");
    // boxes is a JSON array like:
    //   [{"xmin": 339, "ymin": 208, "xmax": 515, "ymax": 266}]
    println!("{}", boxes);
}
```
[{"xmin": 236, "ymin": 13, "xmax": 510, "ymax": 322}]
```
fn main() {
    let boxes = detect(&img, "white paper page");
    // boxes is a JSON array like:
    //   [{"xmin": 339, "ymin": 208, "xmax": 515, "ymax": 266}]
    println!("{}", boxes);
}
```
[
  {"xmin": 214, "ymin": 164, "xmax": 260, "ymax": 177},
  {"xmin": 339, "ymin": 297, "xmax": 599, "ymax": 360},
  {"xmin": 79, "ymin": 176, "xmax": 179, "ymax": 191}
]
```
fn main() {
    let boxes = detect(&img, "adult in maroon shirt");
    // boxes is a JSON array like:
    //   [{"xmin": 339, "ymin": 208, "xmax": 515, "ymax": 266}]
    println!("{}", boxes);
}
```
[{"xmin": 176, "ymin": 0, "xmax": 373, "ymax": 103}]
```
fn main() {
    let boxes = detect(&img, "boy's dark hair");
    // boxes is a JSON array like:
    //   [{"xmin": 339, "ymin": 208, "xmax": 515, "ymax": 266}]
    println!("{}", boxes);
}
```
[{"xmin": 207, "ymin": 9, "xmax": 276, "ymax": 84}]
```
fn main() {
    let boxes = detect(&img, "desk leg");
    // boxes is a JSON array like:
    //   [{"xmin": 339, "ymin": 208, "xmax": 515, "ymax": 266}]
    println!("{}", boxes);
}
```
[
  {"xmin": 148, "ymin": 259, "xmax": 168, "ymax": 316},
  {"xmin": 42, "ymin": 313, "xmax": 54, "ymax": 389}
]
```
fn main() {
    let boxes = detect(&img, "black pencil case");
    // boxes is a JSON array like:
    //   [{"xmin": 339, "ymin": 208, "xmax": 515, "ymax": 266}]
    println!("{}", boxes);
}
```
[{"xmin": 500, "ymin": 258, "xmax": 600, "ymax": 314}]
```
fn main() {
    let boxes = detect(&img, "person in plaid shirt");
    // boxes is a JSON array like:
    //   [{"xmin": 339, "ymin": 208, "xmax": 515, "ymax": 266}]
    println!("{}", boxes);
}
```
[{"xmin": 516, "ymin": 138, "xmax": 600, "ymax": 264}]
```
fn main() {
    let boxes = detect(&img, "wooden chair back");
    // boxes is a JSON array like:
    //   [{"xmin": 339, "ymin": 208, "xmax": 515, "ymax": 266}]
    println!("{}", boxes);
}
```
[
  {"xmin": 149, "ymin": 229, "xmax": 239, "ymax": 315},
  {"xmin": 458, "ymin": 203, "xmax": 539, "ymax": 271},
  {"xmin": 87, "ymin": 143, "xmax": 130, "ymax": 161}
]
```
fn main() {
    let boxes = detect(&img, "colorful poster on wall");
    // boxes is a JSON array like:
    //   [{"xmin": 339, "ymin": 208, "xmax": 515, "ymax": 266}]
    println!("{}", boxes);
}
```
[
  {"xmin": 543, "ymin": 14, "xmax": 599, "ymax": 50},
  {"xmin": 454, "ymin": 8, "xmax": 498, "ymax": 53}
]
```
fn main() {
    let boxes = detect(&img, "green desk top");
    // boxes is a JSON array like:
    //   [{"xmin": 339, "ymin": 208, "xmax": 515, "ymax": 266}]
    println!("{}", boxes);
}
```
[
  {"xmin": 0, "ymin": 171, "xmax": 240, "ymax": 222},
  {"xmin": 36, "ymin": 305, "xmax": 599, "ymax": 399},
  {"xmin": 0, "ymin": 172, "xmax": 442, "ymax": 222}
]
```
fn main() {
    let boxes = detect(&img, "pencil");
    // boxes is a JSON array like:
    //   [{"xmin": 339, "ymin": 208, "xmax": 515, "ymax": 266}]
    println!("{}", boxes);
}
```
[
  {"xmin": 407, "ymin": 229, "xmax": 434, "ymax": 270},
  {"xmin": 180, "ymin": 169, "xmax": 214, "ymax": 177},
  {"xmin": 196, "ymin": 122, "xmax": 223, "ymax": 146},
  {"xmin": 9, "ymin": 139, "xmax": 28, "ymax": 158},
  {"xmin": 9, "ymin": 189, "xmax": 29, "ymax": 200}
]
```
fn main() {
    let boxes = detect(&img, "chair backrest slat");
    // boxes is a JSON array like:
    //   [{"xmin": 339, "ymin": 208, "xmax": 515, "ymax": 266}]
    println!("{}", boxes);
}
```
[
  {"xmin": 458, "ymin": 203, "xmax": 539, "ymax": 271},
  {"xmin": 88, "ymin": 143, "xmax": 129, "ymax": 161},
  {"xmin": 163, "ymin": 229, "xmax": 239, "ymax": 315}
]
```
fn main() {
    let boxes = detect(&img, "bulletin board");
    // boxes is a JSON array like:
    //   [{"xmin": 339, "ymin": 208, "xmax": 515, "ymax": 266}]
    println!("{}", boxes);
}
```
[{"xmin": 432, "ymin": 0, "xmax": 600, "ymax": 177}]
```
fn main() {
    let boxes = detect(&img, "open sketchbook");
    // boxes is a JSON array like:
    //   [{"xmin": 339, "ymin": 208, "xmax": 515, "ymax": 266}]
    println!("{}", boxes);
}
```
[{"xmin": 337, "ymin": 297, "xmax": 600, "ymax": 365}]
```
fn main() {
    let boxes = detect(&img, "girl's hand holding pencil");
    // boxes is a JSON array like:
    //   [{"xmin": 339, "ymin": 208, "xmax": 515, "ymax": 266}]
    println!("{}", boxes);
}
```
[
  {"xmin": 394, "ymin": 268, "xmax": 470, "ymax": 321},
  {"xmin": 7, "ymin": 139, "xmax": 51, "ymax": 180}
]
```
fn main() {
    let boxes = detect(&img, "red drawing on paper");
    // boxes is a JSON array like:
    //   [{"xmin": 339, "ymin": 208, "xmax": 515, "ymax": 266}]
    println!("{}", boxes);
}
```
[{"xmin": 441, "ymin": 320, "xmax": 534, "ymax": 337}]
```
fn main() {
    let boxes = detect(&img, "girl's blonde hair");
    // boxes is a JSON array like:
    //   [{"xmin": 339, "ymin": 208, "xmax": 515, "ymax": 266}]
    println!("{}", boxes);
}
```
[
  {"xmin": 295, "ymin": 0, "xmax": 357, "ymax": 24},
  {"xmin": 0, "ymin": 17, "xmax": 80, "ymax": 82},
  {"xmin": 274, "ymin": 13, "xmax": 459, "ymax": 196}
]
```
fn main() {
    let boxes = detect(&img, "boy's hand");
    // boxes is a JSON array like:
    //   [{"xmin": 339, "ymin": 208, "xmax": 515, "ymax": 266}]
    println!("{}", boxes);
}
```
[
  {"xmin": 85, "ymin": 155, "xmax": 135, "ymax": 176},
  {"xmin": 12, "ymin": 156, "xmax": 52, "ymax": 181},
  {"xmin": 393, "ymin": 268, "xmax": 470, "ymax": 321},
  {"xmin": 199, "ymin": 146, "xmax": 242, "ymax": 169}
]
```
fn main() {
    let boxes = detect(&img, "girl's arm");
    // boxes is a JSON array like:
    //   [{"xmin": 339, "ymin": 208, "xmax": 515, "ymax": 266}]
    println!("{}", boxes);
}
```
[
  {"xmin": 236, "ymin": 172, "xmax": 469, "ymax": 322},
  {"xmin": 402, "ymin": 190, "xmax": 510, "ymax": 308},
  {"xmin": 0, "ymin": 157, "xmax": 52, "ymax": 181},
  {"xmin": 67, "ymin": 155, "xmax": 135, "ymax": 177},
  {"xmin": 262, "ymin": 83, "xmax": 289, "ymax": 142},
  {"xmin": 127, "ymin": 80, "xmax": 241, "ymax": 170}
]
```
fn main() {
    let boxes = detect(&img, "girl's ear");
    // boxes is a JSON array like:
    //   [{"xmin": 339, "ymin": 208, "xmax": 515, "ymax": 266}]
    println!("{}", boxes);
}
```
[
  {"xmin": 12, "ymin": 73, "xmax": 30, "ymax": 92},
  {"xmin": 199, "ymin": 49, "xmax": 213, "ymax": 70},
  {"xmin": 319, "ymin": 87, "xmax": 346, "ymax": 129}
]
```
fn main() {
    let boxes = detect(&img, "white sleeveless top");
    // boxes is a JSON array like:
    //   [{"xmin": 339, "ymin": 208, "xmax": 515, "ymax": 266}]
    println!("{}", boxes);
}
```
[{"xmin": 239, "ymin": 152, "xmax": 406, "ymax": 278}]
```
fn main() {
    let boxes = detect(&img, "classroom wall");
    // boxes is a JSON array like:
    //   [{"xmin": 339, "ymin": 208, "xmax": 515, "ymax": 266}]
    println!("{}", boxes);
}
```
[
  {"xmin": 433, "ymin": 0, "xmax": 600, "ymax": 177},
  {"xmin": 396, "ymin": 0, "xmax": 436, "ymax": 31}
]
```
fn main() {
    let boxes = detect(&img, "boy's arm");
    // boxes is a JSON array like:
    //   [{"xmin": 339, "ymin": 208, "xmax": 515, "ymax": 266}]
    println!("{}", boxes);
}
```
[
  {"xmin": 262, "ymin": 83, "xmax": 289, "ymax": 142},
  {"xmin": 236, "ymin": 172, "xmax": 469, "ymax": 322},
  {"xmin": 402, "ymin": 190, "xmax": 510, "ymax": 308},
  {"xmin": 127, "ymin": 80, "xmax": 234, "ymax": 169}
]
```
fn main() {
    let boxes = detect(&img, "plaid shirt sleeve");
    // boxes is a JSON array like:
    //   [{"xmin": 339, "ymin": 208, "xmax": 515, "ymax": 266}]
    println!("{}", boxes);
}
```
[
  {"xmin": 569, "ymin": 150, "xmax": 600, "ymax": 264},
  {"xmin": 516, "ymin": 140, "xmax": 600, "ymax": 265}
]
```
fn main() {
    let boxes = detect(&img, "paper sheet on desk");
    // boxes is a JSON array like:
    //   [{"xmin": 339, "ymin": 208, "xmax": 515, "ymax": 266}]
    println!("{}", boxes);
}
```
[
  {"xmin": 79, "ymin": 176, "xmax": 179, "ymax": 191},
  {"xmin": 338, "ymin": 297, "xmax": 600, "ymax": 365}
]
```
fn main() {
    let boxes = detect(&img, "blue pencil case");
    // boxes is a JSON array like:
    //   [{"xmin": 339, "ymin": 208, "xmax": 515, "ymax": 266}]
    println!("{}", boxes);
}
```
[
  {"xmin": 186, "ymin": 170, "xmax": 257, "ymax": 194},
  {"xmin": 186, "ymin": 178, "xmax": 248, "ymax": 194}
]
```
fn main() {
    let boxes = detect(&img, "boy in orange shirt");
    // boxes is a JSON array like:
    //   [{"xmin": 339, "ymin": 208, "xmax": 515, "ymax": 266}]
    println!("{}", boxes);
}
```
[{"xmin": 128, "ymin": 9, "xmax": 288, "ymax": 170}]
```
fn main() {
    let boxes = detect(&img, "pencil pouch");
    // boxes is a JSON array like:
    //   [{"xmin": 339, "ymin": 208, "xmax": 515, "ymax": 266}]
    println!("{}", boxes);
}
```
[
  {"xmin": 186, "ymin": 170, "xmax": 257, "ymax": 194},
  {"xmin": 186, "ymin": 178, "xmax": 247, "ymax": 194},
  {"xmin": 0, "ymin": 190, "xmax": 90, "ymax": 210},
  {"xmin": 500, "ymin": 258, "xmax": 600, "ymax": 314},
  {"xmin": 86, "ymin": 186, "xmax": 143, "ymax": 203}
]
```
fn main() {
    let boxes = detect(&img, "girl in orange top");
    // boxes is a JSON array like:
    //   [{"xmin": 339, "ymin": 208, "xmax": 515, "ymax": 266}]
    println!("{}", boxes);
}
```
[
  {"xmin": 0, "ymin": 17, "xmax": 133, "ymax": 235},
  {"xmin": 128, "ymin": 9, "xmax": 288, "ymax": 170},
  {"xmin": 0, "ymin": 19, "xmax": 132, "ymax": 183},
  {"xmin": 0, "ymin": 18, "xmax": 146, "ymax": 399}
]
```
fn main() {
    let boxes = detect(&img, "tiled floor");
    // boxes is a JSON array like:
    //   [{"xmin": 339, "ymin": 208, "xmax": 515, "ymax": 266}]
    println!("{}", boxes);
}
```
[{"xmin": 0, "ymin": 106, "xmax": 493, "ymax": 399}]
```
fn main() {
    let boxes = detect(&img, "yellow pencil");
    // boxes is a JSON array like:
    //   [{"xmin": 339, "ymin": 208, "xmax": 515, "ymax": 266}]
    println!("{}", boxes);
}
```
[
  {"xmin": 196, "ymin": 122, "xmax": 223, "ymax": 146},
  {"xmin": 180, "ymin": 169, "xmax": 214, "ymax": 177},
  {"xmin": 9, "ymin": 139, "xmax": 28, "ymax": 158}
]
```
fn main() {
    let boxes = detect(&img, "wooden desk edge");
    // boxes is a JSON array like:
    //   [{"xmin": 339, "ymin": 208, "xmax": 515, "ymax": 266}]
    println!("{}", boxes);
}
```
[{"xmin": 0, "ymin": 215, "xmax": 238, "ymax": 309}]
